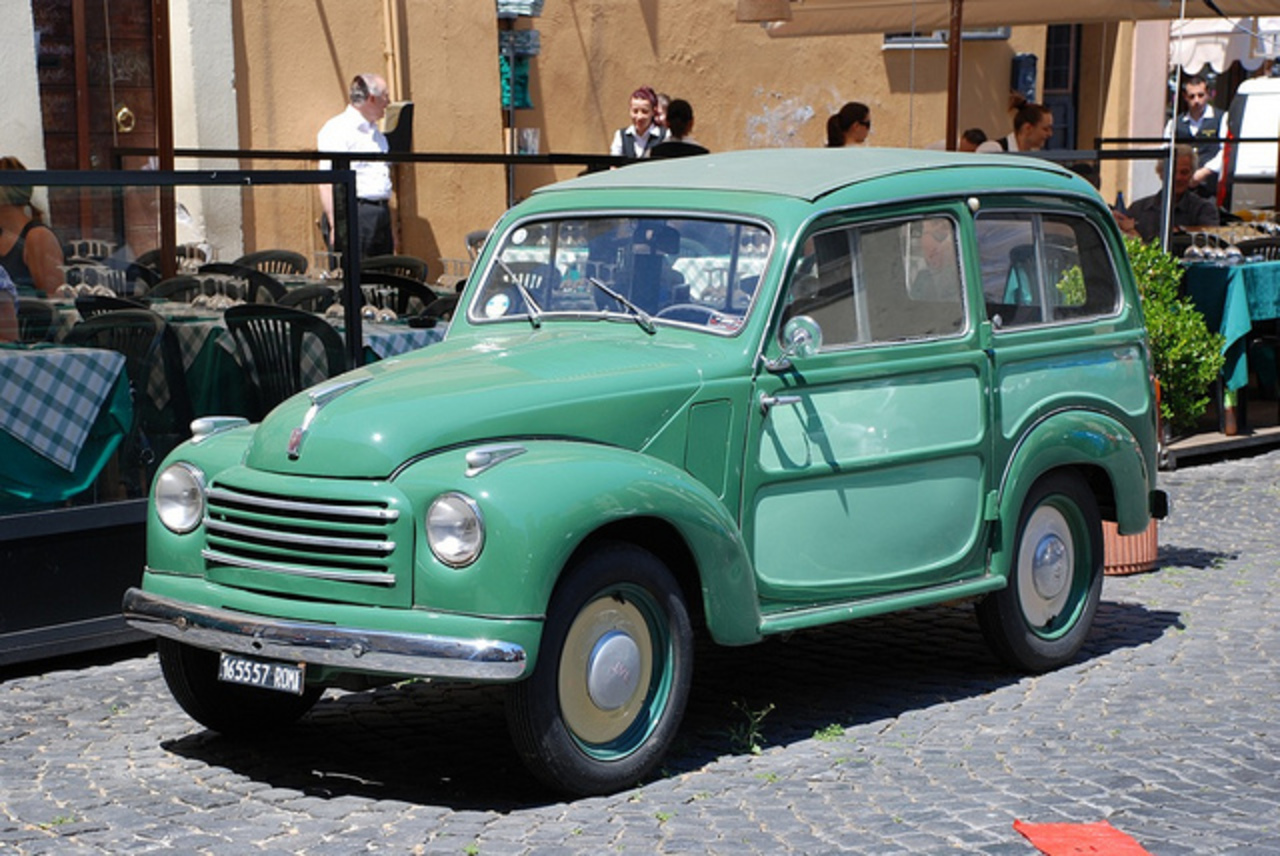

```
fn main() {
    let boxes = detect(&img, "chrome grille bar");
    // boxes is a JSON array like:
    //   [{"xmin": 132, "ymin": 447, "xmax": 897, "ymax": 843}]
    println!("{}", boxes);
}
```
[
  {"xmin": 206, "ymin": 518, "xmax": 395, "ymax": 554},
  {"xmin": 202, "ymin": 549, "xmax": 397, "ymax": 586},
  {"xmin": 207, "ymin": 487, "xmax": 400, "ymax": 522}
]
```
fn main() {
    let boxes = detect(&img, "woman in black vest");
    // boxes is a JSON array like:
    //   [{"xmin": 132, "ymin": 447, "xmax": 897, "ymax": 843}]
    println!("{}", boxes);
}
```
[{"xmin": 609, "ymin": 86, "xmax": 667, "ymax": 159}]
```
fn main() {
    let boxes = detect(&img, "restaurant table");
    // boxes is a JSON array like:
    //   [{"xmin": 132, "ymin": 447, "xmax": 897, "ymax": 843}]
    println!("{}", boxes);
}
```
[
  {"xmin": 0, "ymin": 344, "xmax": 133, "ymax": 508},
  {"xmin": 55, "ymin": 301, "xmax": 447, "ymax": 419},
  {"xmin": 1182, "ymin": 260, "xmax": 1280, "ymax": 391}
]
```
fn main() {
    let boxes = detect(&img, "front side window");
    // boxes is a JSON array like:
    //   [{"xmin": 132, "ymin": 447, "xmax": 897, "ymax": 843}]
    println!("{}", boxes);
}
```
[
  {"xmin": 975, "ymin": 211, "xmax": 1120, "ymax": 330},
  {"xmin": 469, "ymin": 216, "xmax": 771, "ymax": 335},
  {"xmin": 783, "ymin": 215, "xmax": 966, "ymax": 350}
]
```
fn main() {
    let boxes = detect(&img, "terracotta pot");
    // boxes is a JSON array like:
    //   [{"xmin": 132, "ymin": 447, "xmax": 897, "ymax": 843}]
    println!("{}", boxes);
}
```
[{"xmin": 1103, "ymin": 519, "xmax": 1159, "ymax": 576}]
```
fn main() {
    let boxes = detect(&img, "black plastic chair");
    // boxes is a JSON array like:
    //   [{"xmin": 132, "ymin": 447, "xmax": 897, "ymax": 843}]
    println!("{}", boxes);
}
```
[
  {"xmin": 363, "ymin": 254, "xmax": 430, "ymax": 283},
  {"xmin": 16, "ymin": 297, "xmax": 58, "ymax": 343},
  {"xmin": 75, "ymin": 294, "xmax": 147, "ymax": 318},
  {"xmin": 234, "ymin": 249, "xmax": 309, "ymax": 276},
  {"xmin": 422, "ymin": 293, "xmax": 458, "ymax": 323},
  {"xmin": 359, "ymin": 270, "xmax": 438, "ymax": 316},
  {"xmin": 276, "ymin": 284, "xmax": 339, "ymax": 313},
  {"xmin": 61, "ymin": 262, "xmax": 128, "ymax": 295},
  {"xmin": 223, "ymin": 303, "xmax": 349, "ymax": 420},
  {"xmin": 148, "ymin": 275, "xmax": 216, "ymax": 303},
  {"xmin": 62, "ymin": 308, "xmax": 193, "ymax": 496},
  {"xmin": 198, "ymin": 262, "xmax": 285, "ymax": 303},
  {"xmin": 136, "ymin": 244, "xmax": 210, "ymax": 274}
]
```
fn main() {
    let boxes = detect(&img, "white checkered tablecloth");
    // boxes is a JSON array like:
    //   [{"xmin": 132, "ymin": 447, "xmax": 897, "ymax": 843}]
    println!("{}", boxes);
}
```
[
  {"xmin": 0, "ymin": 346, "xmax": 127, "ymax": 472},
  {"xmin": 359, "ymin": 322, "xmax": 445, "ymax": 360}
]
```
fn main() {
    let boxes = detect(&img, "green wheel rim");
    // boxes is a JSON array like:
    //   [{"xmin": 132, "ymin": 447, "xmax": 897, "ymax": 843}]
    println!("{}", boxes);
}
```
[
  {"xmin": 1017, "ymin": 495, "xmax": 1092, "ymax": 640},
  {"xmin": 557, "ymin": 583, "xmax": 675, "ymax": 761}
]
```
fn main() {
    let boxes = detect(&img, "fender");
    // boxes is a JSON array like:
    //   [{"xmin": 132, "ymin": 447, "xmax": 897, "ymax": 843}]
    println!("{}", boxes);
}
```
[
  {"xmin": 146, "ymin": 426, "xmax": 257, "ymax": 578},
  {"xmin": 992, "ymin": 408, "xmax": 1153, "ymax": 580},
  {"xmin": 394, "ymin": 440, "xmax": 763, "ymax": 648}
]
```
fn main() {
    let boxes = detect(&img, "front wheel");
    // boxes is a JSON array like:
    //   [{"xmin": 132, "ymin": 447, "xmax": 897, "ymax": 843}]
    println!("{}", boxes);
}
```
[
  {"xmin": 157, "ymin": 639, "xmax": 323, "ymax": 736},
  {"xmin": 977, "ymin": 472, "xmax": 1103, "ymax": 672},
  {"xmin": 506, "ymin": 543, "xmax": 693, "ymax": 796}
]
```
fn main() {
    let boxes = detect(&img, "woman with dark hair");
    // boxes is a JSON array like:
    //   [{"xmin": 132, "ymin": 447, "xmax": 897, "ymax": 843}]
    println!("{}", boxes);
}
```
[
  {"xmin": 0, "ymin": 156, "xmax": 64, "ymax": 298},
  {"xmin": 650, "ymin": 99, "xmax": 709, "ymax": 159},
  {"xmin": 610, "ymin": 86, "xmax": 668, "ymax": 159},
  {"xmin": 1000, "ymin": 96, "xmax": 1053, "ymax": 152},
  {"xmin": 826, "ymin": 102, "xmax": 871, "ymax": 148}
]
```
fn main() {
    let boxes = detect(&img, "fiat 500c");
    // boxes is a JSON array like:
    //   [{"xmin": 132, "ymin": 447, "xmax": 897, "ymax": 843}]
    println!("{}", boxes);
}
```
[{"xmin": 125, "ymin": 149, "xmax": 1167, "ymax": 795}]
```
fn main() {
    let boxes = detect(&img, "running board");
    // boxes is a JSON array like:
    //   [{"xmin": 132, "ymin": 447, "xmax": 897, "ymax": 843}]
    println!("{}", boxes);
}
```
[{"xmin": 758, "ymin": 574, "xmax": 1005, "ymax": 637}]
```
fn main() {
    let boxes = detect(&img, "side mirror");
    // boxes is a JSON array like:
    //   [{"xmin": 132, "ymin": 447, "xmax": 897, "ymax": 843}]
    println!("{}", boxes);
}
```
[{"xmin": 763, "ymin": 315, "xmax": 822, "ymax": 373}]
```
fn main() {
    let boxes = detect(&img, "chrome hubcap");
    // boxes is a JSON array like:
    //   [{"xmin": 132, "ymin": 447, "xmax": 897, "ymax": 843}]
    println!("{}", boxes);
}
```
[
  {"xmin": 586, "ymin": 631, "xmax": 642, "ymax": 711},
  {"xmin": 1031, "ymin": 534, "xmax": 1069, "ymax": 600},
  {"xmin": 1018, "ymin": 505, "xmax": 1075, "ymax": 628},
  {"xmin": 559, "ymin": 595, "xmax": 654, "ymax": 745}
]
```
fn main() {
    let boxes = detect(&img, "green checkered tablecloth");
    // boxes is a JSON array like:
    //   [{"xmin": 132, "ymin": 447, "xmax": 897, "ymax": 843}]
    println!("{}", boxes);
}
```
[{"xmin": 0, "ymin": 345, "xmax": 128, "ymax": 471}]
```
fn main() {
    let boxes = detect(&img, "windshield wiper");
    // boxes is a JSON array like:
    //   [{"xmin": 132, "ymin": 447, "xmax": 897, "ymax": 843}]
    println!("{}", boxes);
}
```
[
  {"xmin": 586, "ymin": 277, "xmax": 655, "ymax": 334},
  {"xmin": 494, "ymin": 258, "xmax": 543, "ymax": 328}
]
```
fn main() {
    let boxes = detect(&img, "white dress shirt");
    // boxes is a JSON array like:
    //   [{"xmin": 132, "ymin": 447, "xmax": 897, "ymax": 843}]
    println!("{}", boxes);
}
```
[{"xmin": 317, "ymin": 105, "xmax": 392, "ymax": 201}]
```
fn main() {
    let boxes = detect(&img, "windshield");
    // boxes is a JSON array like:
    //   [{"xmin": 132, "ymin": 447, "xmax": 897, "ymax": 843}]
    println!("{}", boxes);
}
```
[{"xmin": 469, "ymin": 216, "xmax": 771, "ymax": 334}]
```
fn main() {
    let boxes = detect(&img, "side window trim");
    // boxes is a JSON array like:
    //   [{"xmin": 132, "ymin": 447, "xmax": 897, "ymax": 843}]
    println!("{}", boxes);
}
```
[
  {"xmin": 783, "ymin": 210, "xmax": 968, "ymax": 353},
  {"xmin": 979, "ymin": 206, "xmax": 1122, "ymax": 332}
]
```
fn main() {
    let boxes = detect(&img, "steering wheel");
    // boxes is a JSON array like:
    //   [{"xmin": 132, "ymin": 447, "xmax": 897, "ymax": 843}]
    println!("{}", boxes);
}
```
[{"xmin": 654, "ymin": 303, "xmax": 724, "ymax": 325}]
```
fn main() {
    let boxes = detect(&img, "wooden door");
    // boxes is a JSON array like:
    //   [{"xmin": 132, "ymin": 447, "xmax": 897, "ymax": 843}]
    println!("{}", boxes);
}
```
[{"xmin": 33, "ymin": 0, "xmax": 157, "ymax": 243}]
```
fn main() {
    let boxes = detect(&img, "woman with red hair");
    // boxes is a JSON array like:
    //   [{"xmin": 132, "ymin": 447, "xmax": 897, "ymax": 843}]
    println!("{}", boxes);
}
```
[{"xmin": 609, "ymin": 86, "xmax": 668, "ymax": 159}]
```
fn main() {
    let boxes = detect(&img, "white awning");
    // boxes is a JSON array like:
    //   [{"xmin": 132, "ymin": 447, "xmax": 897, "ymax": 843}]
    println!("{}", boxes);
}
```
[
  {"xmin": 1170, "ymin": 16, "xmax": 1280, "ymax": 72},
  {"xmin": 763, "ymin": 1, "xmax": 1280, "ymax": 39}
]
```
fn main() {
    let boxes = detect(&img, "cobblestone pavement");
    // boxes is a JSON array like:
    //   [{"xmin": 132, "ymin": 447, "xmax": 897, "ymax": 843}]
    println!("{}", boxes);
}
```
[{"xmin": 2, "ymin": 451, "xmax": 1279, "ymax": 855}]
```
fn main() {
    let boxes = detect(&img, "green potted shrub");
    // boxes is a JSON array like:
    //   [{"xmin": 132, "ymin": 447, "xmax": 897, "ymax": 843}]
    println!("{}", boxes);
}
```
[{"xmin": 1125, "ymin": 237, "xmax": 1225, "ymax": 438}]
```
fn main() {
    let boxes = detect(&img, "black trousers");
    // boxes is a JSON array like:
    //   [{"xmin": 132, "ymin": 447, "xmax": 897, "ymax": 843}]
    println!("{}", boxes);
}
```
[
  {"xmin": 357, "ymin": 200, "xmax": 394, "ymax": 259},
  {"xmin": 324, "ymin": 200, "xmax": 393, "ymax": 261}
]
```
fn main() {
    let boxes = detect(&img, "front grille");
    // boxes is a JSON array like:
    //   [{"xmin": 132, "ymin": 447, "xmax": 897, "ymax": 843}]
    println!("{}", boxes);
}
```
[{"xmin": 204, "ymin": 484, "xmax": 404, "ymax": 591}]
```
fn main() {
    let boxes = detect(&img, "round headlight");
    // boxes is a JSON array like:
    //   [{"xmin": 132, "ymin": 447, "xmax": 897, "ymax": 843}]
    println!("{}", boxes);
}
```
[
  {"xmin": 426, "ymin": 492, "xmax": 485, "ymax": 567},
  {"xmin": 154, "ymin": 464, "xmax": 205, "ymax": 534}
]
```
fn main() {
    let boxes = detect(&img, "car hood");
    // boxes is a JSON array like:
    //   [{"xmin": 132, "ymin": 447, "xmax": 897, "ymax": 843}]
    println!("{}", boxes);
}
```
[{"xmin": 242, "ymin": 327, "xmax": 725, "ymax": 477}]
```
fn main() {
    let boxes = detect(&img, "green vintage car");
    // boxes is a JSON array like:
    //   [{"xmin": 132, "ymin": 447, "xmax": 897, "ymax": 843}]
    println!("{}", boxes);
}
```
[{"xmin": 125, "ymin": 149, "xmax": 1167, "ymax": 795}]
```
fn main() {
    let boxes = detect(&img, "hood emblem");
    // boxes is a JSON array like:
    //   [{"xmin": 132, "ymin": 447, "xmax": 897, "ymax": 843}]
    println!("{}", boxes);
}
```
[{"xmin": 287, "ymin": 376, "xmax": 372, "ymax": 460}]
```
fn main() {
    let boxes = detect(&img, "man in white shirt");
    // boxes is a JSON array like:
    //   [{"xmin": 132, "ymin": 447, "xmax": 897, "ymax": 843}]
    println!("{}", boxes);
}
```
[
  {"xmin": 1164, "ymin": 75, "xmax": 1224, "ymax": 199},
  {"xmin": 317, "ymin": 73, "xmax": 396, "ymax": 260}
]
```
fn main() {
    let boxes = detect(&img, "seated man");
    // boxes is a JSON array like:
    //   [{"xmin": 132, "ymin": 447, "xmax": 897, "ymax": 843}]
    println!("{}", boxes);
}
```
[{"xmin": 1115, "ymin": 144, "xmax": 1219, "ymax": 242}]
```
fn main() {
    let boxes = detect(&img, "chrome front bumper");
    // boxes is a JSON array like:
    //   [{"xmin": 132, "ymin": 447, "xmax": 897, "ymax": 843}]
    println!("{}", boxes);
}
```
[{"xmin": 122, "ymin": 588, "xmax": 527, "ymax": 681}]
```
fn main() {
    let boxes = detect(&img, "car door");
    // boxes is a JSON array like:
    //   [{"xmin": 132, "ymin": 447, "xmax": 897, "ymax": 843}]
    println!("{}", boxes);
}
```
[
  {"xmin": 742, "ymin": 209, "xmax": 993, "ymax": 604},
  {"xmin": 973, "ymin": 203, "xmax": 1140, "ymax": 469}
]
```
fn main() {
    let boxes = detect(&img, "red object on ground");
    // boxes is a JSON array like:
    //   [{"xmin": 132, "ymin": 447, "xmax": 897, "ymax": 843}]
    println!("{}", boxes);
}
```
[{"xmin": 1013, "ymin": 819, "xmax": 1152, "ymax": 855}]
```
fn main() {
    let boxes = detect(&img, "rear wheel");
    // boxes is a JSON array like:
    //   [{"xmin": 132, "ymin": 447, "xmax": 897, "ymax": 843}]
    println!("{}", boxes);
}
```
[
  {"xmin": 506, "ymin": 542, "xmax": 693, "ymax": 796},
  {"xmin": 977, "ymin": 472, "xmax": 1103, "ymax": 672},
  {"xmin": 157, "ymin": 639, "xmax": 322, "ymax": 736}
]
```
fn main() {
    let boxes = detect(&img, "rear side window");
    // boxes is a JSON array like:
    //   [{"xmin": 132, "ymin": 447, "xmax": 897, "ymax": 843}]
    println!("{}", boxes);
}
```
[
  {"xmin": 975, "ymin": 212, "xmax": 1119, "ymax": 330},
  {"xmin": 784, "ymin": 215, "xmax": 966, "ymax": 349}
]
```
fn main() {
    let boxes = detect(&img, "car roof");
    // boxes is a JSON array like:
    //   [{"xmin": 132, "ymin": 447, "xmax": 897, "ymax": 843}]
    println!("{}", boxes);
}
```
[{"xmin": 536, "ymin": 147, "xmax": 1078, "ymax": 204}]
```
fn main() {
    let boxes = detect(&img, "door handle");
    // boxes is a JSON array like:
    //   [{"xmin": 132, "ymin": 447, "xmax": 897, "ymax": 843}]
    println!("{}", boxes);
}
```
[{"xmin": 759, "ymin": 392, "xmax": 801, "ymax": 415}]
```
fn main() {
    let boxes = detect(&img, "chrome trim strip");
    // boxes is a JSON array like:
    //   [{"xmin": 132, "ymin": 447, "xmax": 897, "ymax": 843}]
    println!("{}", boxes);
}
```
[
  {"xmin": 190, "ymin": 417, "xmax": 250, "ymax": 444},
  {"xmin": 123, "ymin": 588, "xmax": 527, "ymax": 681},
  {"xmin": 206, "ymin": 488, "xmax": 400, "ymax": 522},
  {"xmin": 205, "ymin": 519, "xmax": 395, "ymax": 554},
  {"xmin": 201, "ymin": 549, "xmax": 397, "ymax": 586}
]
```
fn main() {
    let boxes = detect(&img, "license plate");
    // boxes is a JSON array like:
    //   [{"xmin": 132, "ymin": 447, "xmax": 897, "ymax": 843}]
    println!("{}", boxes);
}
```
[{"xmin": 217, "ymin": 652, "xmax": 306, "ymax": 695}]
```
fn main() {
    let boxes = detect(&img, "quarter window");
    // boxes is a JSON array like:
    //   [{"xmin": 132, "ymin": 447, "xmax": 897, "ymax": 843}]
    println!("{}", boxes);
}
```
[
  {"xmin": 975, "ymin": 211, "xmax": 1119, "ymax": 329},
  {"xmin": 784, "ymin": 216, "xmax": 966, "ymax": 349}
]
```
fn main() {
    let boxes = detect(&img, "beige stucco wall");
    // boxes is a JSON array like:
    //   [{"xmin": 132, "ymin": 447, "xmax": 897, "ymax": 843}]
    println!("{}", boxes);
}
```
[
  {"xmin": 231, "ymin": 2, "xmax": 1050, "ymax": 276},
  {"xmin": 3, "ymin": 1, "xmax": 48, "ymax": 174}
]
